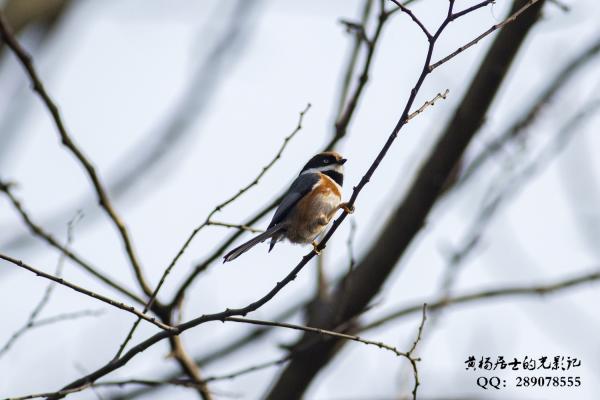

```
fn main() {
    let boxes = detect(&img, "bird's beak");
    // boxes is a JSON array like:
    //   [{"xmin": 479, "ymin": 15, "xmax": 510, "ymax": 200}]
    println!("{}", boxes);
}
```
[{"xmin": 339, "ymin": 158, "xmax": 347, "ymax": 165}]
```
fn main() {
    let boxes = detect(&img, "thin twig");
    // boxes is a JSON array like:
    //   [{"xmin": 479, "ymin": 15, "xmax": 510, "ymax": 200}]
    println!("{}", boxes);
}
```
[
  {"xmin": 112, "ymin": 103, "xmax": 311, "ymax": 361},
  {"xmin": 170, "ymin": 103, "xmax": 311, "ymax": 307},
  {"xmin": 205, "ymin": 220, "xmax": 263, "ymax": 233},
  {"xmin": 455, "ymin": 34, "xmax": 600, "ymax": 189},
  {"xmin": 407, "ymin": 89, "xmax": 449, "ymax": 121},
  {"xmin": 176, "ymin": 309, "xmax": 429, "ymax": 395},
  {"xmin": 0, "ymin": 310, "xmax": 104, "ymax": 358},
  {"xmin": 336, "ymin": 0, "xmax": 374, "ymax": 116},
  {"xmin": 114, "ymin": 267, "xmax": 600, "ymax": 400},
  {"xmin": 406, "ymin": 304, "xmax": 427, "ymax": 400},
  {"xmin": 390, "ymin": 0, "xmax": 432, "ymax": 40},
  {"xmin": 6, "ymin": 1, "xmax": 545, "ymax": 398},
  {"xmin": 0, "ymin": 181, "xmax": 145, "ymax": 306},
  {"xmin": 0, "ymin": 214, "xmax": 78, "ymax": 358},
  {"xmin": 0, "ymin": 12, "xmax": 153, "ymax": 297},
  {"xmin": 0, "ymin": 254, "xmax": 174, "ymax": 331},
  {"xmin": 362, "ymin": 268, "xmax": 600, "ymax": 332},
  {"xmin": 430, "ymin": 0, "xmax": 541, "ymax": 71},
  {"xmin": 224, "ymin": 316, "xmax": 411, "ymax": 358},
  {"xmin": 92, "ymin": 356, "xmax": 292, "ymax": 391},
  {"xmin": 265, "ymin": 1, "xmax": 545, "ymax": 396},
  {"xmin": 328, "ymin": 1, "xmax": 390, "ymax": 150},
  {"xmin": 27, "ymin": 251, "xmax": 321, "ymax": 398},
  {"xmin": 171, "ymin": 0, "xmax": 393, "ymax": 307}
]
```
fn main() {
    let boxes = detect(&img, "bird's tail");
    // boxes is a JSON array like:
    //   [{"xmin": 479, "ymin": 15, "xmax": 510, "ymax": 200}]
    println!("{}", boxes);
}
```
[{"xmin": 223, "ymin": 225, "xmax": 284, "ymax": 263}]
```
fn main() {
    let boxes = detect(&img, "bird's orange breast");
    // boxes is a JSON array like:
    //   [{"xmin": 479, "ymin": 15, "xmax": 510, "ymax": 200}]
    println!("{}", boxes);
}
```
[{"xmin": 285, "ymin": 174, "xmax": 341, "ymax": 244}]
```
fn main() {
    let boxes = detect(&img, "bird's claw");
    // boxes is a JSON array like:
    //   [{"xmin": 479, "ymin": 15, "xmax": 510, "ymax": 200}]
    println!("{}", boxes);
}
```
[
  {"xmin": 312, "ymin": 240, "xmax": 321, "ymax": 255},
  {"xmin": 340, "ymin": 202, "xmax": 354, "ymax": 214}
]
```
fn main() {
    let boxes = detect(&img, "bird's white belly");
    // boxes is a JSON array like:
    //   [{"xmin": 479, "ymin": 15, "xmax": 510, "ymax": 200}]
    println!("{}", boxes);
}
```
[{"xmin": 287, "ymin": 190, "xmax": 340, "ymax": 244}]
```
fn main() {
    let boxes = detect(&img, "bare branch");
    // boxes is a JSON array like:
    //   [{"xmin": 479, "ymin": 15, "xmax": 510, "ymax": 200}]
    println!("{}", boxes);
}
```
[
  {"xmin": 205, "ymin": 220, "xmax": 263, "ymax": 233},
  {"xmin": 0, "ymin": 12, "xmax": 153, "ymax": 297},
  {"xmin": 170, "ymin": 103, "xmax": 311, "ymax": 307},
  {"xmin": 42, "ymin": 242, "xmax": 327, "ymax": 399},
  {"xmin": 1, "ymin": 213, "xmax": 79, "ymax": 358},
  {"xmin": 362, "ymin": 269, "xmax": 600, "ymax": 332},
  {"xmin": 407, "ymin": 89, "xmax": 450, "ymax": 121},
  {"xmin": 390, "ymin": 0, "xmax": 432, "ymax": 40},
  {"xmin": 0, "ymin": 254, "xmax": 174, "ymax": 331},
  {"xmin": 224, "ymin": 316, "xmax": 411, "ymax": 358},
  {"xmin": 335, "ymin": 0, "xmax": 374, "ymax": 119},
  {"xmin": 0, "ymin": 309, "xmax": 104, "ymax": 358},
  {"xmin": 267, "ymin": 1, "xmax": 547, "ymax": 396},
  {"xmin": 328, "ymin": 2, "xmax": 389, "ymax": 150},
  {"xmin": 167, "ymin": 336, "xmax": 213, "ymax": 400},
  {"xmin": 406, "ymin": 304, "xmax": 427, "ymax": 400},
  {"xmin": 224, "ymin": 312, "xmax": 429, "ymax": 400},
  {"xmin": 430, "ymin": 0, "xmax": 541, "ymax": 71},
  {"xmin": 1, "ymin": 1, "xmax": 550, "ymax": 398},
  {"xmin": 455, "ymin": 34, "xmax": 600, "ymax": 188},
  {"xmin": 0, "ymin": 181, "xmax": 146, "ymax": 306}
]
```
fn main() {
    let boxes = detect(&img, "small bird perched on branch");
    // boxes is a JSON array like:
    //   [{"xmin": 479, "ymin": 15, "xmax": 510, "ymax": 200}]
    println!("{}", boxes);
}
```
[{"xmin": 223, "ymin": 151, "xmax": 352, "ymax": 262}]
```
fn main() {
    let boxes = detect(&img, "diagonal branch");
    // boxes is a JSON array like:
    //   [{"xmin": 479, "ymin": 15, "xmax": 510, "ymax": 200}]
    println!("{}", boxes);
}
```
[
  {"xmin": 226, "ymin": 310, "xmax": 428, "ymax": 400},
  {"xmin": 2, "ymin": 1, "xmax": 546, "ymax": 399},
  {"xmin": 25, "ymin": 251, "xmax": 319, "ymax": 398},
  {"xmin": 390, "ymin": 0, "xmax": 432, "ymax": 40},
  {"xmin": 0, "ymin": 309, "xmax": 104, "ymax": 358},
  {"xmin": 170, "ymin": 0, "xmax": 398, "ymax": 307},
  {"xmin": 456, "ymin": 33, "xmax": 600, "ymax": 188},
  {"xmin": 170, "ymin": 104, "xmax": 310, "ymax": 307},
  {"xmin": 430, "ymin": 0, "xmax": 539, "ymax": 71},
  {"xmin": 0, "ymin": 181, "xmax": 146, "ymax": 306},
  {"xmin": 0, "ymin": 254, "xmax": 174, "ymax": 331},
  {"xmin": 0, "ymin": 12, "xmax": 153, "ymax": 297},
  {"xmin": 266, "ymin": 1, "xmax": 546, "ymax": 397}
]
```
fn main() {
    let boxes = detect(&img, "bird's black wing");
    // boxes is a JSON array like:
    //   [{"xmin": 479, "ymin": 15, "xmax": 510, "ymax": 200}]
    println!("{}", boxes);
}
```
[{"xmin": 268, "ymin": 172, "xmax": 320, "ymax": 229}]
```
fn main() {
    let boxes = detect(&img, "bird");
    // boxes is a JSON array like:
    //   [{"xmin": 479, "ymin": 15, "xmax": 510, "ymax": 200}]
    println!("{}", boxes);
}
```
[{"xmin": 223, "ymin": 151, "xmax": 353, "ymax": 262}]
